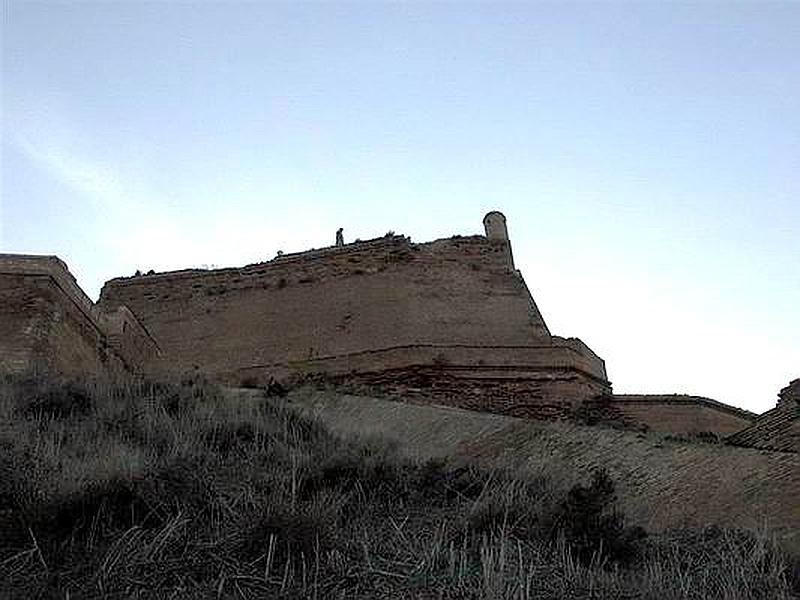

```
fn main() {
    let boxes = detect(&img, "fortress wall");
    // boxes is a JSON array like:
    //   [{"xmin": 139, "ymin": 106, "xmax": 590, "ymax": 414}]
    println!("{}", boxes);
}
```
[
  {"xmin": 552, "ymin": 336, "xmax": 605, "ymax": 366},
  {"xmin": 0, "ymin": 255, "xmax": 160, "ymax": 377},
  {"xmin": 0, "ymin": 267, "xmax": 107, "ymax": 376},
  {"xmin": 45, "ymin": 284, "xmax": 109, "ymax": 375},
  {"xmin": 728, "ymin": 401, "xmax": 799, "ymax": 453},
  {"xmin": 98, "ymin": 235, "xmax": 559, "ymax": 379},
  {"xmin": 99, "ymin": 306, "xmax": 160, "ymax": 373},
  {"xmin": 231, "ymin": 343, "xmax": 610, "ymax": 416},
  {"xmin": 0, "ymin": 273, "xmax": 47, "ymax": 373},
  {"xmin": 232, "ymin": 344, "xmax": 608, "ymax": 383},
  {"xmin": 345, "ymin": 367, "xmax": 608, "ymax": 420},
  {"xmin": 0, "ymin": 255, "xmax": 98, "ymax": 321},
  {"xmin": 610, "ymin": 395, "xmax": 756, "ymax": 435}
]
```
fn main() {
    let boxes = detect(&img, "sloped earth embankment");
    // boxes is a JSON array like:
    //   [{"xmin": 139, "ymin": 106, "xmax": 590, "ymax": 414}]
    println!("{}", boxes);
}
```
[{"xmin": 288, "ymin": 389, "xmax": 800, "ymax": 553}]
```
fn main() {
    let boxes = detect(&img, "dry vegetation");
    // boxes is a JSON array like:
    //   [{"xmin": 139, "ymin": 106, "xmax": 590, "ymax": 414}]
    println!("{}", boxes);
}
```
[{"xmin": 0, "ymin": 376, "xmax": 797, "ymax": 599}]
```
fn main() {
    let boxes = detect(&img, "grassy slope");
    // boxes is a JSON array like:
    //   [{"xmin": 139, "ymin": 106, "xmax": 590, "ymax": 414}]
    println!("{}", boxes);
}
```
[
  {"xmin": 0, "ymin": 377, "xmax": 796, "ymax": 599},
  {"xmin": 291, "ymin": 388, "xmax": 800, "ymax": 550}
]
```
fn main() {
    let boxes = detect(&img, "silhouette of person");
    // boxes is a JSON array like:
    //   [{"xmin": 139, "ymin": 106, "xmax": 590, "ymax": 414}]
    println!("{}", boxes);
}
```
[{"xmin": 336, "ymin": 228, "xmax": 344, "ymax": 247}]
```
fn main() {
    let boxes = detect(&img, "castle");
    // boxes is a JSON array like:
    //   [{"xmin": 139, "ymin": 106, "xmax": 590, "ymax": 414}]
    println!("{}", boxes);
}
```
[{"xmin": 1, "ymin": 211, "xmax": 795, "ymax": 447}]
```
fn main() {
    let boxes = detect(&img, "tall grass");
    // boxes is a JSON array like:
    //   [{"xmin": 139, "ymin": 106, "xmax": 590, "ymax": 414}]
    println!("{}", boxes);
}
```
[{"xmin": 0, "ymin": 375, "xmax": 796, "ymax": 599}]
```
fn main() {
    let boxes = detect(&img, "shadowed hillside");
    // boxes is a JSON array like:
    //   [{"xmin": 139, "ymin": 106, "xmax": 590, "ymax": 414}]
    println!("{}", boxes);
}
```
[
  {"xmin": 291, "ymin": 389, "xmax": 800, "ymax": 553},
  {"xmin": 0, "ymin": 377, "xmax": 797, "ymax": 599}
]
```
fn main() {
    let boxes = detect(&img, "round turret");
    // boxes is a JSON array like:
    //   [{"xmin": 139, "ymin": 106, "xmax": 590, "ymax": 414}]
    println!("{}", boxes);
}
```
[
  {"xmin": 482, "ymin": 211, "xmax": 515, "ymax": 270},
  {"xmin": 483, "ymin": 211, "xmax": 509, "ymax": 241}
]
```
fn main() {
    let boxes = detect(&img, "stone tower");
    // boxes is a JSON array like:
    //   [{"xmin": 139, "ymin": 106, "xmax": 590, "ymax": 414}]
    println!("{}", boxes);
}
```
[{"xmin": 483, "ymin": 210, "xmax": 515, "ymax": 270}]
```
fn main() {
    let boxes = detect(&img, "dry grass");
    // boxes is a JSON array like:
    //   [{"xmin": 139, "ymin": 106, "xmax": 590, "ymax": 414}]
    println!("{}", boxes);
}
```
[{"xmin": 0, "ymin": 375, "xmax": 796, "ymax": 599}]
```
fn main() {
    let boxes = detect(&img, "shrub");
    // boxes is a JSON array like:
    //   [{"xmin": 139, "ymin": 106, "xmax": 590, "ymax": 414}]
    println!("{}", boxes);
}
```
[
  {"xmin": 22, "ymin": 381, "xmax": 94, "ymax": 419},
  {"xmin": 237, "ymin": 506, "xmax": 330, "ymax": 566},
  {"xmin": 20, "ymin": 478, "xmax": 154, "ymax": 566},
  {"xmin": 552, "ymin": 469, "xmax": 645, "ymax": 566}
]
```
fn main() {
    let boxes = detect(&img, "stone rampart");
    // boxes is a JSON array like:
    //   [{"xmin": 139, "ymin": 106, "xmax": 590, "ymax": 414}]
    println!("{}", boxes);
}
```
[
  {"xmin": 1, "ymin": 254, "xmax": 99, "ymax": 324},
  {"xmin": 0, "ymin": 254, "xmax": 157, "ymax": 376},
  {"xmin": 230, "ymin": 344, "xmax": 607, "ymax": 382},
  {"xmin": 99, "ymin": 306, "xmax": 161, "ymax": 374},
  {"xmin": 98, "ymin": 234, "xmax": 569, "ymax": 384},
  {"xmin": 609, "ymin": 394, "xmax": 756, "ymax": 435},
  {"xmin": 0, "ymin": 255, "xmax": 107, "ymax": 375},
  {"xmin": 3, "ymin": 213, "xmax": 773, "ymax": 437},
  {"xmin": 728, "ymin": 382, "xmax": 799, "ymax": 453},
  {"xmin": 231, "ymin": 342, "xmax": 610, "ymax": 419},
  {"xmin": 779, "ymin": 378, "xmax": 800, "ymax": 407},
  {"xmin": 98, "ymin": 230, "xmax": 611, "ymax": 409}
]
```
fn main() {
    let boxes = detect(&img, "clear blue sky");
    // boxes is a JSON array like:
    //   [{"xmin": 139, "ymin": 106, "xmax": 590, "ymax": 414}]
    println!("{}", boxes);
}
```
[{"xmin": 2, "ymin": 1, "xmax": 798, "ymax": 412}]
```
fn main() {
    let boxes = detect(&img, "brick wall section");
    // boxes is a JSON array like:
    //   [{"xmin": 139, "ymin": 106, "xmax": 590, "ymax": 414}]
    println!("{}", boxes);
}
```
[
  {"xmin": 332, "ymin": 366, "xmax": 609, "ymax": 420},
  {"xmin": 0, "ymin": 269, "xmax": 107, "ymax": 375},
  {"xmin": 0, "ymin": 255, "xmax": 158, "ymax": 376},
  {"xmin": 727, "ymin": 396, "xmax": 799, "ymax": 453},
  {"xmin": 98, "ymin": 236, "xmax": 597, "ymax": 387},
  {"xmin": 0, "ymin": 273, "xmax": 49, "ymax": 373},
  {"xmin": 99, "ymin": 306, "xmax": 161, "ymax": 373},
  {"xmin": 231, "ymin": 344, "xmax": 608, "ymax": 383},
  {"xmin": 609, "ymin": 395, "xmax": 757, "ymax": 435},
  {"xmin": 0, "ymin": 255, "xmax": 98, "ymax": 316}
]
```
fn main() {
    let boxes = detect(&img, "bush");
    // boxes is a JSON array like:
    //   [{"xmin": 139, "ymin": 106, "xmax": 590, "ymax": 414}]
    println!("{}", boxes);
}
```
[
  {"xmin": 49, "ymin": 479, "xmax": 145, "ymax": 533},
  {"xmin": 22, "ymin": 381, "xmax": 94, "ymax": 419},
  {"xmin": 552, "ymin": 469, "xmax": 646, "ymax": 565},
  {"xmin": 237, "ymin": 506, "xmax": 331, "ymax": 567}
]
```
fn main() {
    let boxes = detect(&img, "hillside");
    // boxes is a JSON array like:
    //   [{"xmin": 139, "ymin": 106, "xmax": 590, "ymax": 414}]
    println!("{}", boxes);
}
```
[
  {"xmin": 289, "ymin": 388, "xmax": 800, "ymax": 552},
  {"xmin": 1, "ymin": 376, "xmax": 796, "ymax": 599}
]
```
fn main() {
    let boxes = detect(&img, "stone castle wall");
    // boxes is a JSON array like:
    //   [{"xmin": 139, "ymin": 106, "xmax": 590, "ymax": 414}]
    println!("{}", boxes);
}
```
[
  {"xmin": 98, "ymin": 235, "xmax": 593, "ymax": 386},
  {"xmin": 0, "ymin": 256, "xmax": 107, "ymax": 375},
  {"xmin": 608, "ymin": 394, "xmax": 756, "ymax": 435},
  {"xmin": 2, "ymin": 215, "xmax": 783, "ymax": 439},
  {"xmin": 99, "ymin": 306, "xmax": 161, "ymax": 374},
  {"xmin": 0, "ymin": 255, "xmax": 158, "ymax": 377},
  {"xmin": 728, "ymin": 381, "xmax": 800, "ymax": 453}
]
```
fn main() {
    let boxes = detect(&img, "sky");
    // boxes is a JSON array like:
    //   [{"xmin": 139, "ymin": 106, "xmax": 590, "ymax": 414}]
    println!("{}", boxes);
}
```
[{"xmin": 1, "ymin": 1, "xmax": 798, "ymax": 413}]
